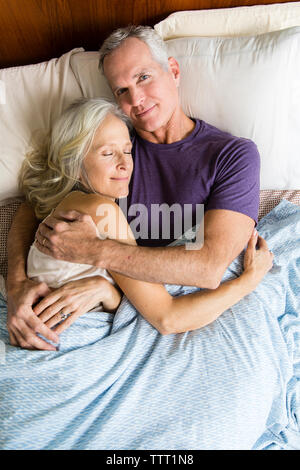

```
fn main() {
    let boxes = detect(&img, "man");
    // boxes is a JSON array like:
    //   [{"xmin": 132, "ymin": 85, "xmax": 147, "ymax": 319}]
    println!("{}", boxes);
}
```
[{"xmin": 7, "ymin": 26, "xmax": 260, "ymax": 350}]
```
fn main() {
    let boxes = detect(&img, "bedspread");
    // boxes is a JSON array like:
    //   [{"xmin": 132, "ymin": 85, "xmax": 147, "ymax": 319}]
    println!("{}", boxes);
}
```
[{"xmin": 0, "ymin": 200, "xmax": 299, "ymax": 450}]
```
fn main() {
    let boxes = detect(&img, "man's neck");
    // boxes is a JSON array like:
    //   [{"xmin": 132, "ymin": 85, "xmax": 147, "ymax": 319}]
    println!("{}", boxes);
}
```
[{"xmin": 136, "ymin": 111, "xmax": 195, "ymax": 145}]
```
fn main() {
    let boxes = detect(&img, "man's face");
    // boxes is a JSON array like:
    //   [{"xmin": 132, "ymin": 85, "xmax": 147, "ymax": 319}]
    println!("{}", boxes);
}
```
[{"xmin": 103, "ymin": 38, "xmax": 180, "ymax": 136}]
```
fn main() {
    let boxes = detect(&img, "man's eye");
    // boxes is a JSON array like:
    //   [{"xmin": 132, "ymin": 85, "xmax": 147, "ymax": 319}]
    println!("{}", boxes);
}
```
[
  {"xmin": 102, "ymin": 153, "xmax": 113, "ymax": 157},
  {"xmin": 116, "ymin": 88, "xmax": 126, "ymax": 96},
  {"xmin": 140, "ymin": 74, "xmax": 149, "ymax": 81}
]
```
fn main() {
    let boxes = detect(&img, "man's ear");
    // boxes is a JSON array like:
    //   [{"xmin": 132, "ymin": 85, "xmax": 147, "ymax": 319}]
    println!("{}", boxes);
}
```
[{"xmin": 168, "ymin": 56, "xmax": 180, "ymax": 87}]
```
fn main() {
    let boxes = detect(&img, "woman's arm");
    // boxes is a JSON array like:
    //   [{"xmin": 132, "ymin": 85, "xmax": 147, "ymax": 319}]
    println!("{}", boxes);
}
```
[
  {"xmin": 110, "ymin": 236, "xmax": 270, "ymax": 335},
  {"xmin": 45, "ymin": 192, "xmax": 273, "ymax": 335}
]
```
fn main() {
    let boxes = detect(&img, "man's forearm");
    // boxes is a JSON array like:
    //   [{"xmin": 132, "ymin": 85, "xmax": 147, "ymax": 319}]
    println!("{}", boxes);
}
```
[
  {"xmin": 99, "ymin": 210, "xmax": 253, "ymax": 288},
  {"xmin": 7, "ymin": 202, "xmax": 39, "ymax": 286},
  {"xmin": 102, "ymin": 239, "xmax": 221, "ymax": 289},
  {"xmin": 35, "ymin": 207, "xmax": 251, "ymax": 289}
]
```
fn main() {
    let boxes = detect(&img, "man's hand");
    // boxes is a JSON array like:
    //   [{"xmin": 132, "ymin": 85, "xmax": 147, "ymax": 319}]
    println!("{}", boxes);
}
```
[
  {"xmin": 7, "ymin": 279, "xmax": 60, "ymax": 350},
  {"xmin": 35, "ymin": 210, "xmax": 104, "ymax": 265}
]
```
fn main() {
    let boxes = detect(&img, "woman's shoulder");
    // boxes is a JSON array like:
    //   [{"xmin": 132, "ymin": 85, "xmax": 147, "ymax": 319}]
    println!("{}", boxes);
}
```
[
  {"xmin": 54, "ymin": 191, "xmax": 119, "ymax": 215},
  {"xmin": 53, "ymin": 190, "xmax": 119, "ymax": 226},
  {"xmin": 54, "ymin": 191, "xmax": 134, "ymax": 244},
  {"xmin": 53, "ymin": 191, "xmax": 131, "ymax": 242}
]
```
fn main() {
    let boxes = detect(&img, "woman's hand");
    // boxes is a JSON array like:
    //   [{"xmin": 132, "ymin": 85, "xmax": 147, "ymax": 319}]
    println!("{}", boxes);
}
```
[
  {"xmin": 33, "ymin": 276, "xmax": 122, "ymax": 334},
  {"xmin": 243, "ymin": 230, "xmax": 274, "ymax": 285}
]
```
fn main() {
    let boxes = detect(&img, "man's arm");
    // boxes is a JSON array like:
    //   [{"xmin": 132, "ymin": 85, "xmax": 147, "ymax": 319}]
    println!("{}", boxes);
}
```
[
  {"xmin": 7, "ymin": 202, "xmax": 38, "ymax": 284},
  {"xmin": 6, "ymin": 202, "xmax": 59, "ymax": 350},
  {"xmin": 103, "ymin": 209, "xmax": 254, "ymax": 288},
  {"xmin": 36, "ymin": 208, "xmax": 254, "ymax": 289}
]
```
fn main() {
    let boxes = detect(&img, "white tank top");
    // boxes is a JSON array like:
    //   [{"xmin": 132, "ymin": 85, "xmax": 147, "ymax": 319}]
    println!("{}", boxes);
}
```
[
  {"xmin": 26, "ymin": 209, "xmax": 115, "ymax": 312},
  {"xmin": 27, "ymin": 242, "xmax": 114, "ymax": 289}
]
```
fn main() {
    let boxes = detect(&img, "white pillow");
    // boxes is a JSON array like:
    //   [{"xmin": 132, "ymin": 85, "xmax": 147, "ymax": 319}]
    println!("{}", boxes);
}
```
[
  {"xmin": 166, "ymin": 27, "xmax": 300, "ymax": 190},
  {"xmin": 70, "ymin": 51, "xmax": 114, "ymax": 101},
  {"xmin": 155, "ymin": 2, "xmax": 300, "ymax": 39},
  {"xmin": 0, "ymin": 48, "xmax": 84, "ymax": 204},
  {"xmin": 1, "ymin": 26, "xmax": 299, "ymax": 203}
]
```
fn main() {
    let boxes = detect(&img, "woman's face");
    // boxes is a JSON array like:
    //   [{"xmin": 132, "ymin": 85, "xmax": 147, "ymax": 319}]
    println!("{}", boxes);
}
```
[{"xmin": 81, "ymin": 113, "xmax": 133, "ymax": 200}]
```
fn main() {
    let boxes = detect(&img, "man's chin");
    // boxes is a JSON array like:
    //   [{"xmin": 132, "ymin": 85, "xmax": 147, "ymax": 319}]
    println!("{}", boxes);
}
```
[{"xmin": 134, "ymin": 120, "xmax": 164, "ymax": 135}]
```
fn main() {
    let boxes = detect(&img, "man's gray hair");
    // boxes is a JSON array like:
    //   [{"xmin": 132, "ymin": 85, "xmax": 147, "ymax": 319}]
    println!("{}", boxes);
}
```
[{"xmin": 98, "ymin": 25, "xmax": 169, "ymax": 73}]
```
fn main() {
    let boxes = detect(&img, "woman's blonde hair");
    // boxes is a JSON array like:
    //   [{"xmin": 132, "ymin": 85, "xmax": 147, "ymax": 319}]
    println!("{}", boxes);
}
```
[{"xmin": 19, "ymin": 97, "xmax": 130, "ymax": 220}]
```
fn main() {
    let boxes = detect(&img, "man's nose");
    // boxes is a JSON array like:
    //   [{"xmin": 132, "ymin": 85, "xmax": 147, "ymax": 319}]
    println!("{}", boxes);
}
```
[{"xmin": 128, "ymin": 87, "xmax": 144, "ymax": 107}]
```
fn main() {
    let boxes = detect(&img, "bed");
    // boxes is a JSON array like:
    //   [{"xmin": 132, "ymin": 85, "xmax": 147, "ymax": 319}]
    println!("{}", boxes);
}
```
[{"xmin": 0, "ymin": 0, "xmax": 299, "ymax": 450}]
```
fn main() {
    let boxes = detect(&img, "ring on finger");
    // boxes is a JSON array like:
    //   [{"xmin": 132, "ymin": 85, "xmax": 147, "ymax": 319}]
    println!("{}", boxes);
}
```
[{"xmin": 59, "ymin": 310, "xmax": 71, "ymax": 321}]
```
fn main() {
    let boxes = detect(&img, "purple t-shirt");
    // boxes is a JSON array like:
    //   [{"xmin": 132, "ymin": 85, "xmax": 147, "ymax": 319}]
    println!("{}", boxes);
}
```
[{"xmin": 120, "ymin": 119, "xmax": 260, "ymax": 247}]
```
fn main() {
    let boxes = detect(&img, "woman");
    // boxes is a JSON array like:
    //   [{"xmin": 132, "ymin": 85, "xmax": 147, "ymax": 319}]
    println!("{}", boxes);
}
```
[{"xmin": 19, "ymin": 97, "xmax": 273, "ymax": 342}]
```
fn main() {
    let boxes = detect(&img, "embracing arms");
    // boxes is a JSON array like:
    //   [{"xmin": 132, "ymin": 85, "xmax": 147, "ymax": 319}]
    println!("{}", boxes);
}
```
[
  {"xmin": 37, "ymin": 193, "xmax": 273, "ymax": 335},
  {"xmin": 6, "ymin": 193, "xmax": 270, "ymax": 346},
  {"xmin": 102, "ymin": 209, "xmax": 254, "ymax": 289},
  {"xmin": 110, "ymin": 235, "xmax": 271, "ymax": 335},
  {"xmin": 36, "ymin": 202, "xmax": 255, "ymax": 289}
]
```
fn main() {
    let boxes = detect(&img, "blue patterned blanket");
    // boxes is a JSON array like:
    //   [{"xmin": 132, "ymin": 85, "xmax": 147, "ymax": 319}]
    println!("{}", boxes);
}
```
[{"xmin": 0, "ymin": 200, "xmax": 299, "ymax": 450}]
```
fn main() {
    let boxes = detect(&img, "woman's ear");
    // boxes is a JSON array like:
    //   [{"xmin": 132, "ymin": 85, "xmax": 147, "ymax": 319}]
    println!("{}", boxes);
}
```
[
  {"xmin": 168, "ymin": 57, "xmax": 180, "ymax": 87},
  {"xmin": 78, "ymin": 169, "xmax": 84, "ymax": 183}
]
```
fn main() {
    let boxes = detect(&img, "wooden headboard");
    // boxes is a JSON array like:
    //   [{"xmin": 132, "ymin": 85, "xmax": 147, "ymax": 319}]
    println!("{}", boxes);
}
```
[{"xmin": 0, "ymin": 0, "xmax": 297, "ymax": 68}]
